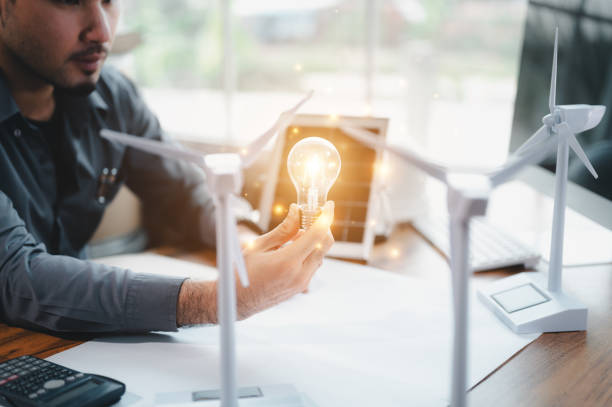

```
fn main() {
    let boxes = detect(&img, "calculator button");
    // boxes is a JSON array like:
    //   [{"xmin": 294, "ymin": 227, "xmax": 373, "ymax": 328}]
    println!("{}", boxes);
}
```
[
  {"xmin": 75, "ymin": 373, "xmax": 84, "ymax": 378},
  {"xmin": 66, "ymin": 376, "xmax": 75, "ymax": 382},
  {"xmin": 29, "ymin": 393, "xmax": 38, "ymax": 399},
  {"xmin": 37, "ymin": 389, "xmax": 46, "ymax": 395},
  {"xmin": 0, "ymin": 379, "xmax": 7, "ymax": 386},
  {"xmin": 43, "ymin": 379, "xmax": 65, "ymax": 390},
  {"xmin": 7, "ymin": 375, "xmax": 18, "ymax": 381}
]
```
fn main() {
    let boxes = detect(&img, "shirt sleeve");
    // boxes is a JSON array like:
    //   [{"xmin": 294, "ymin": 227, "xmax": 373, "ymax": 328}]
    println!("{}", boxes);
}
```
[
  {"xmin": 118, "ymin": 74, "xmax": 217, "ymax": 249},
  {"xmin": 0, "ymin": 191, "xmax": 185, "ymax": 333}
]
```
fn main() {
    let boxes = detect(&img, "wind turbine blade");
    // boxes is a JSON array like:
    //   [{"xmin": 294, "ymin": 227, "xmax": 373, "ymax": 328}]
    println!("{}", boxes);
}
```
[
  {"xmin": 241, "ymin": 90, "xmax": 313, "ymax": 168},
  {"xmin": 229, "ymin": 209, "xmax": 250, "ymax": 287},
  {"xmin": 549, "ymin": 27, "xmax": 559, "ymax": 113},
  {"xmin": 512, "ymin": 125, "xmax": 552, "ymax": 157},
  {"xmin": 100, "ymin": 129, "xmax": 205, "ymax": 166},
  {"xmin": 491, "ymin": 135, "xmax": 558, "ymax": 187},
  {"xmin": 341, "ymin": 126, "xmax": 449, "ymax": 184},
  {"xmin": 560, "ymin": 122, "xmax": 599, "ymax": 179}
]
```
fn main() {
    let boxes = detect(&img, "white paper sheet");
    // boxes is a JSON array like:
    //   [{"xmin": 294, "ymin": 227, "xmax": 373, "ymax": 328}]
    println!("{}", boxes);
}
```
[{"xmin": 48, "ymin": 254, "xmax": 540, "ymax": 406}]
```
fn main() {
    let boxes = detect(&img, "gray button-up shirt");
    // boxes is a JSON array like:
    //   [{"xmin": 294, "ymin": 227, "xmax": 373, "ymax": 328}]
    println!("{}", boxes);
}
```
[{"xmin": 0, "ymin": 66, "xmax": 217, "ymax": 333}]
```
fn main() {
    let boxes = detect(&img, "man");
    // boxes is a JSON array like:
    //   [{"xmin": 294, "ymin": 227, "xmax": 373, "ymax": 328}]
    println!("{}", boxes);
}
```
[{"xmin": 0, "ymin": 0, "xmax": 334, "ymax": 333}]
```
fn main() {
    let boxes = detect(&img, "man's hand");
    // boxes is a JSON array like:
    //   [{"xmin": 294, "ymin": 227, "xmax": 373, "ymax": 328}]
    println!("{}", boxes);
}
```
[
  {"xmin": 176, "ymin": 201, "xmax": 334, "ymax": 326},
  {"xmin": 236, "ymin": 201, "xmax": 334, "ymax": 320}
]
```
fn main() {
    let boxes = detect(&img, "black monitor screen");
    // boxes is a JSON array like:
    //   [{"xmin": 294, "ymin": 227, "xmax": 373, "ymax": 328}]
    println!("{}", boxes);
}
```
[{"xmin": 510, "ymin": 0, "xmax": 612, "ymax": 201}]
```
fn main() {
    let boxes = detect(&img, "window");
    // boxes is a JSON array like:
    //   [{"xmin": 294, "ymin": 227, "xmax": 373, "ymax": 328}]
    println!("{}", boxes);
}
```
[{"xmin": 113, "ymin": 0, "xmax": 527, "ymax": 166}]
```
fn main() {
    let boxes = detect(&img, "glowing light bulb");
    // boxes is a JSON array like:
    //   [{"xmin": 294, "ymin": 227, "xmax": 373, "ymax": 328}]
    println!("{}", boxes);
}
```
[{"xmin": 287, "ymin": 137, "xmax": 341, "ymax": 229}]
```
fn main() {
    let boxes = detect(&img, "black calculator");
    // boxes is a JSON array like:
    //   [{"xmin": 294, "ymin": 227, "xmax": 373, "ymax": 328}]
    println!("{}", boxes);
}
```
[{"xmin": 0, "ymin": 355, "xmax": 125, "ymax": 407}]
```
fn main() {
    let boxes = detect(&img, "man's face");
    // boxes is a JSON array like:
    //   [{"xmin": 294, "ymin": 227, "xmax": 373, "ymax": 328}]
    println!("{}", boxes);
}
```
[{"xmin": 0, "ymin": 0, "xmax": 120, "ymax": 94}]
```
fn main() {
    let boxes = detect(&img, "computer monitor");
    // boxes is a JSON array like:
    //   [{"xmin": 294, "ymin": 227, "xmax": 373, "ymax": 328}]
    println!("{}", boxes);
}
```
[{"xmin": 510, "ymin": 0, "xmax": 612, "ymax": 230}]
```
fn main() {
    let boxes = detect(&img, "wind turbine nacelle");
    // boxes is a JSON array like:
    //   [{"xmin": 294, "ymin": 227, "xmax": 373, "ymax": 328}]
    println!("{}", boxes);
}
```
[
  {"xmin": 557, "ymin": 104, "xmax": 606, "ymax": 134},
  {"xmin": 446, "ymin": 174, "xmax": 491, "ymax": 220},
  {"xmin": 204, "ymin": 153, "xmax": 244, "ymax": 195}
]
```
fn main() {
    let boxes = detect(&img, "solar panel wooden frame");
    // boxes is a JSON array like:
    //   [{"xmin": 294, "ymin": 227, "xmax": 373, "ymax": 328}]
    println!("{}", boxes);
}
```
[{"xmin": 258, "ymin": 114, "xmax": 388, "ymax": 260}]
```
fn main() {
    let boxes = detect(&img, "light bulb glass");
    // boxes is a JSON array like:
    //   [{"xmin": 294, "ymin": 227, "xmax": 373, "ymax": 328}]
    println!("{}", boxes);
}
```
[{"xmin": 287, "ymin": 137, "xmax": 341, "ymax": 229}]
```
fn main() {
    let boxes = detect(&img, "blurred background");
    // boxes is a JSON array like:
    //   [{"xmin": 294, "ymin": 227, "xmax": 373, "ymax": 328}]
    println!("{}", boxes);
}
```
[
  {"xmin": 97, "ymin": 0, "xmax": 612, "ymax": 262},
  {"xmin": 111, "ymin": 0, "xmax": 527, "ymax": 169}
]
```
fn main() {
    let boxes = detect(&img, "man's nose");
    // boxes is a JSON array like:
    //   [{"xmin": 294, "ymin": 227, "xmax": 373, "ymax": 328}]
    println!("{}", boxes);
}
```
[{"xmin": 81, "ymin": 3, "xmax": 112, "ymax": 44}]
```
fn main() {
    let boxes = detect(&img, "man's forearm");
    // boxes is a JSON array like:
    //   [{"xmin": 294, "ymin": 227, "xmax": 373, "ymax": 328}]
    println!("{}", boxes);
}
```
[{"xmin": 177, "ymin": 279, "xmax": 218, "ymax": 326}]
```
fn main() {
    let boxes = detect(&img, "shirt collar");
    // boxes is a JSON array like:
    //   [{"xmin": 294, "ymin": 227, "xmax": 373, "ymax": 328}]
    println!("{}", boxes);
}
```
[
  {"xmin": 87, "ymin": 88, "xmax": 109, "ymax": 112},
  {"xmin": 55, "ymin": 85, "xmax": 109, "ymax": 116}
]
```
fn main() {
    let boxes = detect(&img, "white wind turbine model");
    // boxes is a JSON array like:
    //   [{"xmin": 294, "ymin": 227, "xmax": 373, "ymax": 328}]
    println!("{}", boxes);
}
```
[
  {"xmin": 478, "ymin": 28, "xmax": 605, "ymax": 334},
  {"xmin": 341, "ymin": 125, "xmax": 558, "ymax": 407},
  {"xmin": 101, "ymin": 91, "xmax": 312, "ymax": 407}
]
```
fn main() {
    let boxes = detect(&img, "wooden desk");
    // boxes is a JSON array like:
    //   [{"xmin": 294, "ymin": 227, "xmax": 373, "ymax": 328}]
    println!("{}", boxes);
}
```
[
  {"xmin": 1, "ymin": 224, "xmax": 610, "ymax": 406},
  {"xmin": 372, "ymin": 224, "xmax": 612, "ymax": 407}
]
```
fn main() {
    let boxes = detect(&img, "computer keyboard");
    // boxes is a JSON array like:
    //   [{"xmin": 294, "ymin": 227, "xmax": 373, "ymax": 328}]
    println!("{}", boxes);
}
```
[{"xmin": 412, "ymin": 215, "xmax": 541, "ymax": 272}]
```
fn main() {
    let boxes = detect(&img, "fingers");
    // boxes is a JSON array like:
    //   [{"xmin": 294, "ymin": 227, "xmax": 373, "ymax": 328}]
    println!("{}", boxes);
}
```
[
  {"xmin": 282, "ymin": 201, "xmax": 334, "ymax": 261},
  {"xmin": 249, "ymin": 204, "xmax": 300, "ymax": 252},
  {"xmin": 300, "ymin": 230, "xmax": 334, "ymax": 291},
  {"xmin": 292, "ymin": 229, "xmax": 305, "ymax": 241}
]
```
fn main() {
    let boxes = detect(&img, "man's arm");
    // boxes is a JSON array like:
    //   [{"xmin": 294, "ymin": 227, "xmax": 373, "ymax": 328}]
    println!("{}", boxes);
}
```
[
  {"xmin": 0, "ymin": 191, "xmax": 186, "ymax": 333},
  {"xmin": 176, "ymin": 279, "xmax": 217, "ymax": 326}
]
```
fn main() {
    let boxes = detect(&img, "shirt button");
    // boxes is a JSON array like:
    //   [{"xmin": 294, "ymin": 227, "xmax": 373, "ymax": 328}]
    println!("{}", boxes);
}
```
[{"xmin": 13, "ymin": 128, "xmax": 21, "ymax": 137}]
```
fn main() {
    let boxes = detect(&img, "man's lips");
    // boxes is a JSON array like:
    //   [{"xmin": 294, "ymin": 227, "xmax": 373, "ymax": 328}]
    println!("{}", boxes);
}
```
[{"xmin": 71, "ymin": 52, "xmax": 106, "ymax": 73}]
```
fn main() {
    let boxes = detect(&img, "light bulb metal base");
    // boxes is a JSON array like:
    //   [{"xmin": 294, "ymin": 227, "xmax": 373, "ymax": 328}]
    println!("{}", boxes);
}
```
[{"xmin": 300, "ymin": 207, "xmax": 321, "ymax": 230}]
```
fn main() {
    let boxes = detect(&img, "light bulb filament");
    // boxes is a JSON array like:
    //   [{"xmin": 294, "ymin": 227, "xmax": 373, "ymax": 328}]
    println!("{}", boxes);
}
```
[
  {"xmin": 306, "ymin": 156, "xmax": 321, "ymax": 187},
  {"xmin": 307, "ymin": 187, "xmax": 318, "ymax": 210}
]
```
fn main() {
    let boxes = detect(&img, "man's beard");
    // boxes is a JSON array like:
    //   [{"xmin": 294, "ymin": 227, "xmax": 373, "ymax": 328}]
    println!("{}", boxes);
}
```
[
  {"xmin": 5, "ymin": 41, "xmax": 101, "ymax": 96},
  {"xmin": 56, "ymin": 44, "xmax": 109, "ymax": 96}
]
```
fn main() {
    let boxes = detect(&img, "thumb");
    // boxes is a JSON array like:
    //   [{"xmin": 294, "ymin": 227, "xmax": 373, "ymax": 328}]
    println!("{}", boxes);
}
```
[{"xmin": 251, "ymin": 203, "xmax": 300, "ymax": 252}]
